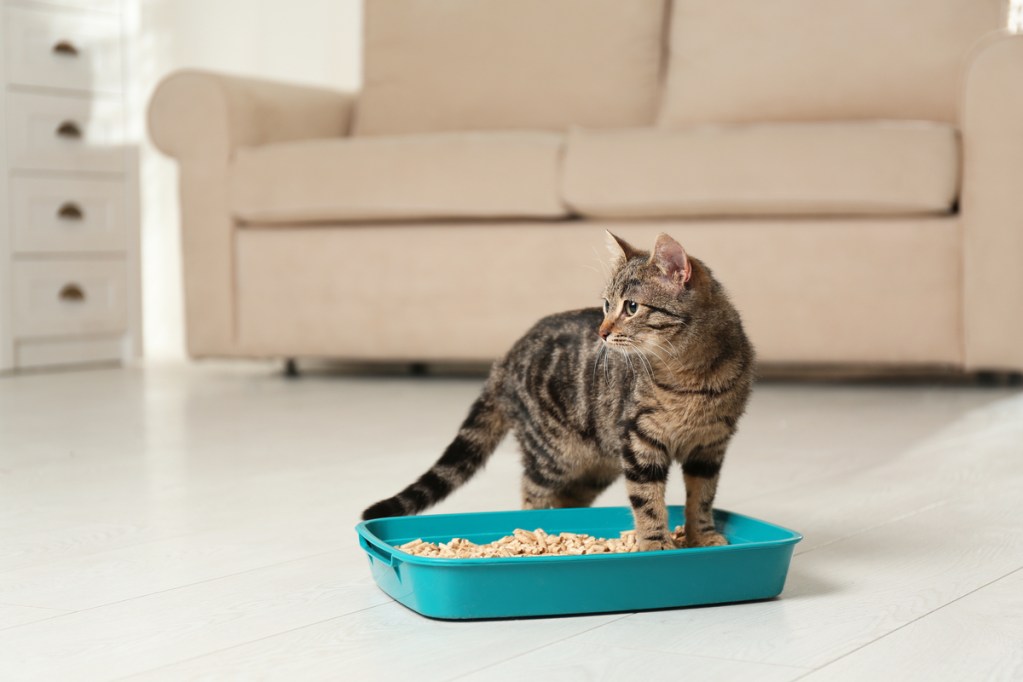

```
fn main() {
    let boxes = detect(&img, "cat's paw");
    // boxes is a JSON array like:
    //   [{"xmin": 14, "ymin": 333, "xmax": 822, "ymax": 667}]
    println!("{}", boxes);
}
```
[
  {"xmin": 637, "ymin": 535, "xmax": 676, "ymax": 552},
  {"xmin": 684, "ymin": 531, "xmax": 728, "ymax": 548}
]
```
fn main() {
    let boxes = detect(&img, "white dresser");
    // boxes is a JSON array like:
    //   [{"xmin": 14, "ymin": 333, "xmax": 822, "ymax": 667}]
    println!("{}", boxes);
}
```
[{"xmin": 0, "ymin": 0, "xmax": 140, "ymax": 372}]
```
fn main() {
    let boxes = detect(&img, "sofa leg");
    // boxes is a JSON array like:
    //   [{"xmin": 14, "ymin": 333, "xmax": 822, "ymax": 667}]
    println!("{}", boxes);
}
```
[
  {"xmin": 976, "ymin": 370, "xmax": 1022, "ymax": 387},
  {"xmin": 284, "ymin": 358, "xmax": 300, "ymax": 379}
]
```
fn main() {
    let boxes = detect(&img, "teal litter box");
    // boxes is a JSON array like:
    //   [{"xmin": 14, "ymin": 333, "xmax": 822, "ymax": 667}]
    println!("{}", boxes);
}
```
[{"xmin": 355, "ymin": 505, "xmax": 801, "ymax": 619}]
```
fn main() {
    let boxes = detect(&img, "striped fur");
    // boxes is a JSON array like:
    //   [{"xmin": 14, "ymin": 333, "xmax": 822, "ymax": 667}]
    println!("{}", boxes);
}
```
[{"xmin": 362, "ymin": 233, "xmax": 754, "ymax": 551}]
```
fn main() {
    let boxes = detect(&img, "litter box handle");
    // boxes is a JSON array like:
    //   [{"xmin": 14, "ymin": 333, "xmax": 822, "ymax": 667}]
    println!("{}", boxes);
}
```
[{"xmin": 360, "ymin": 536, "xmax": 398, "ymax": 567}]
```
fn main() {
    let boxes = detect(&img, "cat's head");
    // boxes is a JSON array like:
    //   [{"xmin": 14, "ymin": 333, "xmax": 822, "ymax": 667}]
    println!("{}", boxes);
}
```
[{"xmin": 598, "ymin": 232, "xmax": 707, "ymax": 358}]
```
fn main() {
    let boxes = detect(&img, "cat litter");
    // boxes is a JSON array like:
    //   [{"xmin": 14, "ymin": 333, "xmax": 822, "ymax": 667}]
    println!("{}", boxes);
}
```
[
  {"xmin": 357, "ymin": 505, "xmax": 801, "ymax": 619},
  {"xmin": 397, "ymin": 526, "xmax": 688, "ymax": 558}
]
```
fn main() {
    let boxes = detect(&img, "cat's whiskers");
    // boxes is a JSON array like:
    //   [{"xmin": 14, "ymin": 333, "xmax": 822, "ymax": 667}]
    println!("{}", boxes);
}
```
[
  {"xmin": 643, "ymin": 340, "xmax": 677, "ymax": 372},
  {"xmin": 642, "ymin": 344, "xmax": 671, "ymax": 372},
  {"xmin": 634, "ymin": 350, "xmax": 656, "ymax": 383},
  {"xmin": 638, "ymin": 349, "xmax": 662, "ymax": 376},
  {"xmin": 635, "ymin": 337, "xmax": 665, "ymax": 360},
  {"xmin": 603, "ymin": 345, "xmax": 611, "ymax": 387},
  {"xmin": 646, "ymin": 337, "xmax": 680, "ymax": 362},
  {"xmin": 613, "ymin": 337, "xmax": 654, "ymax": 384},
  {"xmin": 605, "ymin": 342, "xmax": 631, "ymax": 384},
  {"xmin": 629, "ymin": 343, "xmax": 657, "ymax": 383},
  {"xmin": 661, "ymin": 336, "xmax": 682, "ymax": 359},
  {"xmin": 592, "ymin": 344, "xmax": 607, "ymax": 386}
]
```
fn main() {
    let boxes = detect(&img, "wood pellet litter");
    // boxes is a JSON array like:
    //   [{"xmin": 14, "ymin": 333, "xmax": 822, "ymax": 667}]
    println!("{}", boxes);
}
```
[{"xmin": 397, "ymin": 526, "xmax": 688, "ymax": 558}]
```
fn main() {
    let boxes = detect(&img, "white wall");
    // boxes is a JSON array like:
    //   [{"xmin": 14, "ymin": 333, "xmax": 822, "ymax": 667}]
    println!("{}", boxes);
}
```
[{"xmin": 127, "ymin": 0, "xmax": 362, "ymax": 362}]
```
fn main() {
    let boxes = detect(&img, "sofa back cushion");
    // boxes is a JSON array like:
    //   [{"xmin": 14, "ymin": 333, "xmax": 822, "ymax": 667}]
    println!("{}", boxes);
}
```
[
  {"xmin": 661, "ymin": 0, "xmax": 1007, "ymax": 127},
  {"xmin": 355, "ymin": 0, "xmax": 667, "ymax": 136}
]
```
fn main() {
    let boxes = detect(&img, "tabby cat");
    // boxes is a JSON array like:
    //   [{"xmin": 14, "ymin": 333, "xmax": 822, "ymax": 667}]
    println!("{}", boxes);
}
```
[{"xmin": 362, "ymin": 232, "xmax": 754, "ymax": 550}]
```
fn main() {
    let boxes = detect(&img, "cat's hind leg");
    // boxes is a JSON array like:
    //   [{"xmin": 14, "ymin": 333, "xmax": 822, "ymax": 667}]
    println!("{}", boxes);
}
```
[
  {"xmin": 554, "ymin": 465, "xmax": 619, "ymax": 508},
  {"xmin": 518, "ymin": 430, "xmax": 570, "ymax": 510},
  {"xmin": 517, "ymin": 434, "xmax": 608, "ymax": 509},
  {"xmin": 521, "ymin": 471, "xmax": 617, "ymax": 510},
  {"xmin": 521, "ymin": 471, "xmax": 564, "ymax": 510},
  {"xmin": 519, "ymin": 433, "xmax": 617, "ymax": 509}
]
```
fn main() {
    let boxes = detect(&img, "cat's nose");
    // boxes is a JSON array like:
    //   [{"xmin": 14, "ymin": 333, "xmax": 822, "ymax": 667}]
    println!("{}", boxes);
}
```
[{"xmin": 598, "ymin": 326, "xmax": 611, "ymax": 340}]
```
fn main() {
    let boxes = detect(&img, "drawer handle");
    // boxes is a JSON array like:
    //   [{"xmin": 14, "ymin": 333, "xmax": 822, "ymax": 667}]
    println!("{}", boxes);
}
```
[
  {"xmin": 57, "ymin": 202, "xmax": 85, "ymax": 221},
  {"xmin": 58, "ymin": 283, "xmax": 86, "ymax": 303},
  {"xmin": 52, "ymin": 40, "xmax": 80, "ymax": 57},
  {"xmin": 56, "ymin": 121, "xmax": 82, "ymax": 139}
]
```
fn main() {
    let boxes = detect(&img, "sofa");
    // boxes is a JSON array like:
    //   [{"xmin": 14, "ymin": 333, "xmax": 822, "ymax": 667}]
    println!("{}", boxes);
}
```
[{"xmin": 149, "ymin": 0, "xmax": 1023, "ymax": 374}]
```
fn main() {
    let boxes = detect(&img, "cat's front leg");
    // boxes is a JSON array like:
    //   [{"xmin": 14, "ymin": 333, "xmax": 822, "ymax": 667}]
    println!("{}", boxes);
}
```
[
  {"xmin": 682, "ymin": 442, "xmax": 729, "ymax": 547},
  {"xmin": 622, "ymin": 427, "xmax": 673, "ymax": 551}
]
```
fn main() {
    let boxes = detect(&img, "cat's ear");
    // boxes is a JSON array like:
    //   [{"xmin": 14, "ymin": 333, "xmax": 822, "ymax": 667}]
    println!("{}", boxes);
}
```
[
  {"xmin": 605, "ymin": 231, "xmax": 638, "ymax": 266},
  {"xmin": 650, "ymin": 233, "xmax": 692, "ymax": 286}
]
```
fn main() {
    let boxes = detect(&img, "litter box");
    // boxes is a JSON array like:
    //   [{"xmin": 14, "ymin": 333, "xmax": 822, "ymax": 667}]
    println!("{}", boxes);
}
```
[{"xmin": 356, "ymin": 505, "xmax": 801, "ymax": 619}]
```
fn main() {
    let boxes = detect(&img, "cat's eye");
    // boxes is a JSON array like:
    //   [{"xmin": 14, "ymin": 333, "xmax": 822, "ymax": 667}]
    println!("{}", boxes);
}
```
[
  {"xmin": 603, "ymin": 299, "xmax": 610, "ymax": 314},
  {"xmin": 625, "ymin": 300, "xmax": 639, "ymax": 316}
]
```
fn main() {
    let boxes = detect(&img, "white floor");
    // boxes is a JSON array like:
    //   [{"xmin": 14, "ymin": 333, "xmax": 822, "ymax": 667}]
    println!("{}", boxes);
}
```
[{"xmin": 0, "ymin": 363, "xmax": 1021, "ymax": 681}]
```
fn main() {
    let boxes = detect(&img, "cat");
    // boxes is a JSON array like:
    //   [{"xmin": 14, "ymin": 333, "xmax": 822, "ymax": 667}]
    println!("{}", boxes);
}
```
[{"xmin": 362, "ymin": 232, "xmax": 754, "ymax": 550}]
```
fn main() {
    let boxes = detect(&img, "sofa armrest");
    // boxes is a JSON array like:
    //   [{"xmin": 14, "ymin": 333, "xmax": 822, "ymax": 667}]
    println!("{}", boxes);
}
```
[
  {"xmin": 148, "ymin": 69, "xmax": 357, "ymax": 163},
  {"xmin": 960, "ymin": 31, "xmax": 1023, "ymax": 372},
  {"xmin": 147, "ymin": 70, "xmax": 355, "ymax": 358}
]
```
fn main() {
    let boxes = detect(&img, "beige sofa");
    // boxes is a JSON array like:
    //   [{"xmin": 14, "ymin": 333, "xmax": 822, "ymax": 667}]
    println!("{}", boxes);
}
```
[{"xmin": 149, "ymin": 0, "xmax": 1023, "ymax": 374}]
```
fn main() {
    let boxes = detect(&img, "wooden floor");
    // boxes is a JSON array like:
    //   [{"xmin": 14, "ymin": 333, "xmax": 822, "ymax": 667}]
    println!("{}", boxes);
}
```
[{"xmin": 0, "ymin": 363, "xmax": 1021, "ymax": 681}]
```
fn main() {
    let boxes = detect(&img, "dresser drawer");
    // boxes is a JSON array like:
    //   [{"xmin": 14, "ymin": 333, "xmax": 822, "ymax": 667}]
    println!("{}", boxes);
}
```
[
  {"xmin": 5, "ymin": 5, "xmax": 123, "ymax": 93},
  {"xmin": 15, "ymin": 335, "xmax": 125, "ymax": 369},
  {"xmin": 6, "ymin": 91, "xmax": 125, "ymax": 173},
  {"xmin": 13, "ymin": 260, "xmax": 127, "ymax": 337},
  {"xmin": 11, "ymin": 177, "xmax": 126, "ymax": 253}
]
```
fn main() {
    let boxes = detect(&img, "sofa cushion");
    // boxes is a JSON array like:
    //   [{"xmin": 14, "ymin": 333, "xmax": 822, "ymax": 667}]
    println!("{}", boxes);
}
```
[
  {"xmin": 354, "ymin": 0, "xmax": 666, "ymax": 136},
  {"xmin": 235, "ymin": 219, "xmax": 963, "ymax": 365},
  {"xmin": 230, "ymin": 132, "xmax": 568, "ymax": 223},
  {"xmin": 661, "ymin": 0, "xmax": 1006, "ymax": 126},
  {"xmin": 562, "ymin": 122, "xmax": 959, "ymax": 218}
]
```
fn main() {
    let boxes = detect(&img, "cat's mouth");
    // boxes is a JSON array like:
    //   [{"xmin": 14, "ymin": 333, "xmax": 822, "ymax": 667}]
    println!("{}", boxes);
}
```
[
  {"xmin": 602, "ymin": 334, "xmax": 636, "ymax": 352},
  {"xmin": 604, "ymin": 334, "xmax": 673, "ymax": 365}
]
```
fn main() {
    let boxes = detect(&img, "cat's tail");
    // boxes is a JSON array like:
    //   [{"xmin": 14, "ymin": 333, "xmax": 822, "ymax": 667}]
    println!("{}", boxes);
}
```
[{"xmin": 361, "ymin": 378, "xmax": 509, "ymax": 520}]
